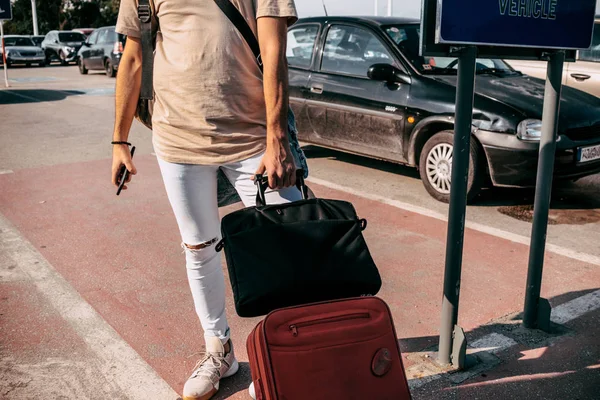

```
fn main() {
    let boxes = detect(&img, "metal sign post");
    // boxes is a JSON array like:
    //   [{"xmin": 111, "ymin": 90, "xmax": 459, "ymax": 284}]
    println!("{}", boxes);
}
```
[
  {"xmin": 0, "ymin": 0, "xmax": 11, "ymax": 88},
  {"xmin": 0, "ymin": 21, "xmax": 8, "ymax": 88},
  {"xmin": 31, "ymin": 0, "xmax": 39, "ymax": 36},
  {"xmin": 437, "ymin": 45, "xmax": 477, "ymax": 367},
  {"xmin": 523, "ymin": 51, "xmax": 565, "ymax": 330},
  {"xmin": 421, "ymin": 0, "xmax": 596, "ymax": 368}
]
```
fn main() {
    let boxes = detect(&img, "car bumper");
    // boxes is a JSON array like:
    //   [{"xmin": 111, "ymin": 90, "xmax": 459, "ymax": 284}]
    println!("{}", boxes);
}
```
[
  {"xmin": 64, "ymin": 52, "xmax": 78, "ymax": 62},
  {"xmin": 475, "ymin": 129, "xmax": 600, "ymax": 187},
  {"xmin": 4, "ymin": 55, "xmax": 46, "ymax": 64}
]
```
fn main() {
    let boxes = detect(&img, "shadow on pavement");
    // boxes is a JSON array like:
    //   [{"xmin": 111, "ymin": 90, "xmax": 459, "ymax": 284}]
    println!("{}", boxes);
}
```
[
  {"xmin": 302, "ymin": 145, "xmax": 599, "ymax": 222},
  {"xmin": 212, "ymin": 362, "xmax": 251, "ymax": 400},
  {"xmin": 403, "ymin": 288, "xmax": 600, "ymax": 400},
  {"xmin": 302, "ymin": 145, "xmax": 421, "ymax": 180},
  {"xmin": 400, "ymin": 288, "xmax": 599, "ymax": 354},
  {"xmin": 3, "ymin": 63, "xmax": 73, "ymax": 68},
  {"xmin": 0, "ymin": 89, "xmax": 85, "ymax": 104}
]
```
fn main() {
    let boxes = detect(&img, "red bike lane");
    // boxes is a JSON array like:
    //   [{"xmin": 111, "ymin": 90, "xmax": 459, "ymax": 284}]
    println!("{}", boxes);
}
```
[{"xmin": 0, "ymin": 155, "xmax": 598, "ymax": 399}]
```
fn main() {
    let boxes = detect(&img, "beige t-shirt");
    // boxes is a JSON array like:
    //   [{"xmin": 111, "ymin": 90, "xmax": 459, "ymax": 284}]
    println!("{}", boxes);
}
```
[{"xmin": 116, "ymin": 0, "xmax": 298, "ymax": 165}]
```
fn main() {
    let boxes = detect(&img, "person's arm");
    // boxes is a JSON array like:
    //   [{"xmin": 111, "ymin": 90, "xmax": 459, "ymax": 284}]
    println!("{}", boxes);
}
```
[
  {"xmin": 111, "ymin": 37, "xmax": 142, "ymax": 190},
  {"xmin": 256, "ymin": 16, "xmax": 296, "ymax": 189}
]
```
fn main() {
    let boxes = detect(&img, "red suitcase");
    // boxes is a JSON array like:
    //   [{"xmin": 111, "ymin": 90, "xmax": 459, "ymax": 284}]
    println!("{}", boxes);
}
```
[{"xmin": 246, "ymin": 296, "xmax": 412, "ymax": 400}]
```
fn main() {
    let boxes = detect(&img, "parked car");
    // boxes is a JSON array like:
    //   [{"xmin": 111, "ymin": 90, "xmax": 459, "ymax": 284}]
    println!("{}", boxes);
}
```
[
  {"xmin": 0, "ymin": 35, "xmax": 46, "ymax": 67},
  {"xmin": 77, "ymin": 26, "xmax": 125, "ymax": 77},
  {"xmin": 29, "ymin": 35, "xmax": 45, "ymax": 47},
  {"xmin": 41, "ymin": 30, "xmax": 86, "ymax": 65},
  {"xmin": 73, "ymin": 28, "xmax": 94, "ymax": 38},
  {"xmin": 507, "ymin": 19, "xmax": 600, "ymax": 98},
  {"xmin": 287, "ymin": 17, "xmax": 600, "ymax": 202}
]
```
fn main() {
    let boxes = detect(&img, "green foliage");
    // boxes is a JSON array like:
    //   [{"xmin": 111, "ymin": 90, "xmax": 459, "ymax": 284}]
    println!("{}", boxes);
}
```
[{"xmin": 3, "ymin": 0, "xmax": 122, "ymax": 35}]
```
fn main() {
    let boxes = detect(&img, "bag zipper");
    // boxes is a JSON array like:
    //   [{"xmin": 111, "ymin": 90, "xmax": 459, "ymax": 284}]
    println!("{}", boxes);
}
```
[{"xmin": 289, "ymin": 312, "xmax": 370, "ymax": 337}]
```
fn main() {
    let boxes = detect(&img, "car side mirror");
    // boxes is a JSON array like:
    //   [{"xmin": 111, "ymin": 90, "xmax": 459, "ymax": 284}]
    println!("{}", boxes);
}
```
[
  {"xmin": 368, "ymin": 64, "xmax": 411, "ymax": 85},
  {"xmin": 54, "ymin": 39, "xmax": 59, "ymax": 44},
  {"xmin": 83, "ymin": 42, "xmax": 90, "ymax": 47}
]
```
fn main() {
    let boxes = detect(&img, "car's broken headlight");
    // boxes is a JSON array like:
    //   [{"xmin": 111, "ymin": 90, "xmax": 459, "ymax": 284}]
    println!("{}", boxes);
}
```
[{"xmin": 517, "ymin": 119, "xmax": 542, "ymax": 141}]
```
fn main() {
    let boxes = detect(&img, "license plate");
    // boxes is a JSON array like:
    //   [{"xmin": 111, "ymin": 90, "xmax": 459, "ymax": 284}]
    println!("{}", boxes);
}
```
[{"xmin": 578, "ymin": 144, "xmax": 600, "ymax": 163}]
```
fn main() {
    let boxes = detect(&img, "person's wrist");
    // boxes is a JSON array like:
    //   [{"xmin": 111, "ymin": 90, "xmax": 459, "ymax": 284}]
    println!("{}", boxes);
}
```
[
  {"xmin": 267, "ymin": 123, "xmax": 287, "ymax": 138},
  {"xmin": 267, "ymin": 132, "xmax": 288, "ymax": 147},
  {"xmin": 112, "ymin": 144, "xmax": 131, "ymax": 154}
]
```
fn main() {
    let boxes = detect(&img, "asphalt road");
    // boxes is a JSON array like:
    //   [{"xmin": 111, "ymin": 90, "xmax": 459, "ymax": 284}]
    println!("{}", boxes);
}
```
[{"xmin": 1, "ymin": 64, "xmax": 599, "ymax": 259}]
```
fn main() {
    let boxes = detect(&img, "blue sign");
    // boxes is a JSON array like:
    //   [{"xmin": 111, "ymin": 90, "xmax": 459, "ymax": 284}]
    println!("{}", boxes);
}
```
[
  {"xmin": 437, "ymin": 0, "xmax": 597, "ymax": 49},
  {"xmin": 0, "ymin": 0, "xmax": 12, "ymax": 21}
]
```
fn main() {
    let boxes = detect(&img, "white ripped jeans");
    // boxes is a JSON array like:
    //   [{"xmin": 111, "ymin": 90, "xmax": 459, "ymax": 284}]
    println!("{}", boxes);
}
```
[{"xmin": 157, "ymin": 151, "xmax": 302, "ymax": 344}]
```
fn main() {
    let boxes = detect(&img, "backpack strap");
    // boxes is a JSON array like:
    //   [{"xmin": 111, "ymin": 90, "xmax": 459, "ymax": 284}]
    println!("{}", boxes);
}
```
[
  {"xmin": 138, "ymin": 0, "xmax": 154, "ymax": 100},
  {"xmin": 213, "ymin": 0, "xmax": 263, "ymax": 72}
]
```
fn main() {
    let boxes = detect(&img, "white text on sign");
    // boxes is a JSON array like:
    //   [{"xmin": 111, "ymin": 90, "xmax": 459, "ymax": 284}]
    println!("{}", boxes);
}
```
[{"xmin": 499, "ymin": 0, "xmax": 558, "ymax": 20}]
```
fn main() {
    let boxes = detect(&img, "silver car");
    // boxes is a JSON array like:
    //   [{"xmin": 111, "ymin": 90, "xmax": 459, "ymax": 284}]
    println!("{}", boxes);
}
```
[
  {"xmin": 507, "ymin": 19, "xmax": 600, "ymax": 98},
  {"xmin": 0, "ymin": 35, "xmax": 46, "ymax": 67}
]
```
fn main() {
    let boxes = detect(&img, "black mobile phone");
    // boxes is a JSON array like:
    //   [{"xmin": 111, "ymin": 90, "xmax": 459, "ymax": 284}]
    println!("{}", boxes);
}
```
[{"xmin": 116, "ymin": 146, "xmax": 136, "ymax": 196}]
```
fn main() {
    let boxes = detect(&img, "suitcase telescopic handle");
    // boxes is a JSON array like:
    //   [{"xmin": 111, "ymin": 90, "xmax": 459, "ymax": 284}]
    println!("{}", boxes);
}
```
[{"xmin": 254, "ymin": 169, "xmax": 309, "ymax": 207}]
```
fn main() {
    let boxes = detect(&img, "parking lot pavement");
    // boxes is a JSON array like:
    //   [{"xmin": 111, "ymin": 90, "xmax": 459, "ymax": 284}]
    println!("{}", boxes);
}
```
[
  {"xmin": 1, "ymin": 66, "xmax": 599, "ymax": 399},
  {"xmin": 3, "ymin": 66, "xmax": 599, "ymax": 261}
]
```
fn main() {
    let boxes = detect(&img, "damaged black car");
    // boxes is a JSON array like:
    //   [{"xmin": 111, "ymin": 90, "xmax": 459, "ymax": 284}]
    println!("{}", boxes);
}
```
[{"xmin": 287, "ymin": 17, "xmax": 600, "ymax": 202}]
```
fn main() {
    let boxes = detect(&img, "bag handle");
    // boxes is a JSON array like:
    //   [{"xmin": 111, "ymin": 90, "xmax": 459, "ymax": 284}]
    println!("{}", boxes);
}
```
[
  {"xmin": 255, "ymin": 169, "xmax": 308, "ymax": 207},
  {"xmin": 215, "ymin": 169, "xmax": 309, "ymax": 252},
  {"xmin": 137, "ymin": 0, "xmax": 155, "ymax": 100},
  {"xmin": 213, "ymin": 0, "xmax": 264, "ymax": 72}
]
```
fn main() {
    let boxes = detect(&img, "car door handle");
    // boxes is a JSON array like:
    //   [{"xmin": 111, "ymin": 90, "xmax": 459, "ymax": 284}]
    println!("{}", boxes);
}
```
[
  {"xmin": 571, "ymin": 73, "xmax": 591, "ymax": 82},
  {"xmin": 310, "ymin": 85, "xmax": 323, "ymax": 94}
]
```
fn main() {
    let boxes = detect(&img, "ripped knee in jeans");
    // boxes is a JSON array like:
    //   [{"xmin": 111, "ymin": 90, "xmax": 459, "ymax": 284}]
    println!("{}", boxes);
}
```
[
  {"xmin": 181, "ymin": 238, "xmax": 221, "ymax": 267},
  {"xmin": 182, "ymin": 237, "xmax": 219, "ymax": 251}
]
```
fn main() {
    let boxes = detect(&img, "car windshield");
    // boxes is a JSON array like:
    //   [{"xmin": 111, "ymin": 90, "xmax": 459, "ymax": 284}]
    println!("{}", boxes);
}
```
[
  {"xmin": 384, "ymin": 24, "xmax": 518, "ymax": 75},
  {"xmin": 5, "ymin": 37, "xmax": 35, "ymax": 47},
  {"xmin": 31, "ymin": 37, "xmax": 44, "ymax": 46},
  {"xmin": 58, "ymin": 32, "xmax": 85, "ymax": 42}
]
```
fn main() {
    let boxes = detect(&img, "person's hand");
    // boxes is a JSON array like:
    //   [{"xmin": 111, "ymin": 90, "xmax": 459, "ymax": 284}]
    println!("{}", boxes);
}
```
[
  {"xmin": 111, "ymin": 144, "xmax": 137, "ymax": 191},
  {"xmin": 255, "ymin": 137, "xmax": 296, "ymax": 189}
]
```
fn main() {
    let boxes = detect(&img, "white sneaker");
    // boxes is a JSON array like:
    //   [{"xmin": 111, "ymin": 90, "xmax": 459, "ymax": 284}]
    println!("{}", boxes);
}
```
[{"xmin": 183, "ymin": 337, "xmax": 239, "ymax": 400}]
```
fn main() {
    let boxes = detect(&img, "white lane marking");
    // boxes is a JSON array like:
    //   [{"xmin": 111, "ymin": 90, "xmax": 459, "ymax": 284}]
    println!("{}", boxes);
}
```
[
  {"xmin": 0, "ymin": 214, "xmax": 179, "ymax": 400},
  {"xmin": 469, "ymin": 333, "xmax": 518, "ymax": 355},
  {"xmin": 307, "ymin": 176, "xmax": 449, "ymax": 219},
  {"xmin": 551, "ymin": 289, "xmax": 600, "ymax": 325},
  {"xmin": 458, "ymin": 371, "xmax": 576, "ymax": 387},
  {"xmin": 0, "ymin": 169, "xmax": 14, "ymax": 174},
  {"xmin": 307, "ymin": 176, "xmax": 600, "ymax": 267}
]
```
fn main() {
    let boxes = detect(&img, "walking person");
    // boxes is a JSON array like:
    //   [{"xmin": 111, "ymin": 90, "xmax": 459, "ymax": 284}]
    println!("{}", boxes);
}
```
[{"xmin": 110, "ymin": 1, "xmax": 301, "ymax": 399}]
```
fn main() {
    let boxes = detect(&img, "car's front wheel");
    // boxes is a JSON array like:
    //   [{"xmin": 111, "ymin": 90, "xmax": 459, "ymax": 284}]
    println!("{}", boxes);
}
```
[
  {"xmin": 59, "ymin": 50, "xmax": 68, "ymax": 66},
  {"xmin": 105, "ymin": 59, "xmax": 116, "ymax": 78},
  {"xmin": 418, "ymin": 130, "xmax": 486, "ymax": 203},
  {"xmin": 78, "ymin": 58, "xmax": 88, "ymax": 75}
]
